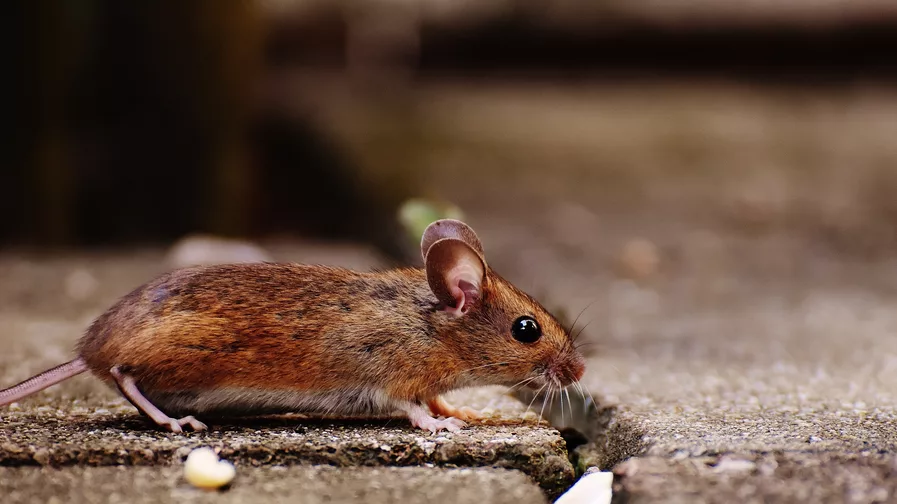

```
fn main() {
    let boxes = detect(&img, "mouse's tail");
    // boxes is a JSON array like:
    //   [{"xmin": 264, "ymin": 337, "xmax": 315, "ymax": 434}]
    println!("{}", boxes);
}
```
[{"xmin": 0, "ymin": 358, "xmax": 88, "ymax": 406}]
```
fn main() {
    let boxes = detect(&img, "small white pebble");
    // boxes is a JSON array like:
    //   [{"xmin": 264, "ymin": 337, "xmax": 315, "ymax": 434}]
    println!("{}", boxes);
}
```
[
  {"xmin": 554, "ymin": 470, "xmax": 613, "ymax": 504},
  {"xmin": 184, "ymin": 447, "xmax": 235, "ymax": 490}
]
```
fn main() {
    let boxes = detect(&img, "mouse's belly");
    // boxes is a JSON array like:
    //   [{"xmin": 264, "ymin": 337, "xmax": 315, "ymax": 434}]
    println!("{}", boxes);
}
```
[{"xmin": 144, "ymin": 386, "xmax": 398, "ymax": 417}]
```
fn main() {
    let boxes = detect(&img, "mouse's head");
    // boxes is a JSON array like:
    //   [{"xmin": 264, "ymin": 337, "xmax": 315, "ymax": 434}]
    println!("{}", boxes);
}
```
[{"xmin": 421, "ymin": 219, "xmax": 586, "ymax": 393}]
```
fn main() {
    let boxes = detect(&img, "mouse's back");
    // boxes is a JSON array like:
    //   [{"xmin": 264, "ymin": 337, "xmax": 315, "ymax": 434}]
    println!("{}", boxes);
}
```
[{"xmin": 77, "ymin": 264, "xmax": 434, "ymax": 392}]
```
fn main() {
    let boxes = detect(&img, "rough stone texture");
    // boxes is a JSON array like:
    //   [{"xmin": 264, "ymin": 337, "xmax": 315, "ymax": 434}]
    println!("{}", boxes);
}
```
[
  {"xmin": 1, "ymin": 466, "xmax": 547, "ymax": 504},
  {"xmin": 0, "ymin": 410, "xmax": 572, "ymax": 495},
  {"xmin": 612, "ymin": 452, "xmax": 897, "ymax": 504},
  {"xmin": 575, "ymin": 281, "xmax": 897, "ymax": 502}
]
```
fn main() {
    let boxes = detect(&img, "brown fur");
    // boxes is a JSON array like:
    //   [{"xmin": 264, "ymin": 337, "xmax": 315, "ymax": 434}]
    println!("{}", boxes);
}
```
[
  {"xmin": 3, "ymin": 220, "xmax": 585, "ymax": 432},
  {"xmin": 76, "ymin": 261, "xmax": 582, "ymax": 410}
]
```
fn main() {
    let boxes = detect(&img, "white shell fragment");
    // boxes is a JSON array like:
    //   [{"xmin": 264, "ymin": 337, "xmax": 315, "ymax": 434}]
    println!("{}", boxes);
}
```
[
  {"xmin": 554, "ymin": 470, "xmax": 613, "ymax": 504},
  {"xmin": 184, "ymin": 447, "xmax": 236, "ymax": 490}
]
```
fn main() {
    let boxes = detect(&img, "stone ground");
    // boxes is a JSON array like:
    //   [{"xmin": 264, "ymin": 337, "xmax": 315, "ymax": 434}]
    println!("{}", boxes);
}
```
[
  {"xmin": 1, "ymin": 466, "xmax": 544, "ymax": 504},
  {"xmin": 5, "ymin": 81, "xmax": 897, "ymax": 502}
]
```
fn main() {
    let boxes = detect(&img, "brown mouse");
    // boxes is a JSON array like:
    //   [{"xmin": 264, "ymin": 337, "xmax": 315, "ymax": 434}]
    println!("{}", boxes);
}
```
[{"xmin": 0, "ymin": 219, "xmax": 585, "ymax": 434}]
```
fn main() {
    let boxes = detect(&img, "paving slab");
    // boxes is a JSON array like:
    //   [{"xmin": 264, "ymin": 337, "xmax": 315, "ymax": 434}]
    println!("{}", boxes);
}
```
[
  {"xmin": 1, "ymin": 465, "xmax": 547, "ymax": 504},
  {"xmin": 0, "ymin": 407, "xmax": 573, "ymax": 495},
  {"xmin": 562, "ymin": 279, "xmax": 897, "ymax": 502},
  {"xmin": 611, "ymin": 452, "xmax": 897, "ymax": 504}
]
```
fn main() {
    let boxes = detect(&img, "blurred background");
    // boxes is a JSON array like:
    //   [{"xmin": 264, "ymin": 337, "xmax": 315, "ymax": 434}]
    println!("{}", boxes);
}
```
[
  {"xmin": 3, "ymin": 0, "xmax": 897, "ymax": 316},
  {"xmin": 6, "ymin": 5, "xmax": 897, "ymax": 497}
]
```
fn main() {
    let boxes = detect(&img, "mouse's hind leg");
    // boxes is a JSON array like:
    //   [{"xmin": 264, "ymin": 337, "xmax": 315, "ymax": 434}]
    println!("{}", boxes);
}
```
[{"xmin": 109, "ymin": 366, "xmax": 207, "ymax": 433}]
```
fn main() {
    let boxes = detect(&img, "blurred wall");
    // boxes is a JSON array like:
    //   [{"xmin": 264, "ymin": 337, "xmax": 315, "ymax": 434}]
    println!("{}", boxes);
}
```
[{"xmin": 3, "ymin": 0, "xmax": 895, "ymax": 258}]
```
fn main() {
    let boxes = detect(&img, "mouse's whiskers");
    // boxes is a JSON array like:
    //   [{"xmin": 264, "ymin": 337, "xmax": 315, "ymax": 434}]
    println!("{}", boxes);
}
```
[
  {"xmin": 552, "ymin": 376, "xmax": 565, "ymax": 425},
  {"xmin": 577, "ymin": 380, "xmax": 599, "ymax": 412},
  {"xmin": 524, "ymin": 382, "xmax": 548, "ymax": 418},
  {"xmin": 573, "ymin": 320, "xmax": 593, "ymax": 343},
  {"xmin": 573, "ymin": 380, "xmax": 586, "ymax": 404},
  {"xmin": 563, "ymin": 385, "xmax": 572, "ymax": 424},
  {"xmin": 431, "ymin": 361, "xmax": 512, "ymax": 387},
  {"xmin": 539, "ymin": 383, "xmax": 555, "ymax": 423},
  {"xmin": 568, "ymin": 299, "xmax": 599, "ymax": 340},
  {"xmin": 571, "ymin": 381, "xmax": 586, "ymax": 414},
  {"xmin": 507, "ymin": 376, "xmax": 538, "ymax": 393}
]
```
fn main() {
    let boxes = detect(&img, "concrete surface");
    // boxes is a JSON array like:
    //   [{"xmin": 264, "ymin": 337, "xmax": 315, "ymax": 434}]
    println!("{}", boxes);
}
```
[
  {"xmin": 1, "ymin": 466, "xmax": 547, "ymax": 504},
  {"xmin": 0, "ymin": 408, "xmax": 572, "ymax": 494},
  {"xmin": 586, "ymin": 281, "xmax": 897, "ymax": 503},
  {"xmin": 611, "ymin": 452, "xmax": 897, "ymax": 504}
]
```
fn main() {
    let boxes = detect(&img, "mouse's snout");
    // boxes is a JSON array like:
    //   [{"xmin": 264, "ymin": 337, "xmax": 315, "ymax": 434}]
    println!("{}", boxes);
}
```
[{"xmin": 548, "ymin": 351, "xmax": 586, "ymax": 387}]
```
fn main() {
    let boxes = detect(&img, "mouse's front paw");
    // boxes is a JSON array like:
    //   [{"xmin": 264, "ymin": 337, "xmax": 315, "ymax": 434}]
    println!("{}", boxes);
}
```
[
  {"xmin": 427, "ymin": 396, "xmax": 482, "ymax": 421},
  {"xmin": 403, "ymin": 402, "xmax": 467, "ymax": 434},
  {"xmin": 414, "ymin": 415, "xmax": 466, "ymax": 434}
]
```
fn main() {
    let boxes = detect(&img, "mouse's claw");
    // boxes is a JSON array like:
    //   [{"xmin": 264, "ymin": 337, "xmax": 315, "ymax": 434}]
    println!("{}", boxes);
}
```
[
  {"xmin": 159, "ymin": 416, "xmax": 206, "ymax": 434},
  {"xmin": 163, "ymin": 419, "xmax": 184, "ymax": 433},
  {"xmin": 418, "ymin": 415, "xmax": 466, "ymax": 434},
  {"xmin": 442, "ymin": 416, "xmax": 467, "ymax": 431},
  {"xmin": 177, "ymin": 416, "xmax": 208, "ymax": 432}
]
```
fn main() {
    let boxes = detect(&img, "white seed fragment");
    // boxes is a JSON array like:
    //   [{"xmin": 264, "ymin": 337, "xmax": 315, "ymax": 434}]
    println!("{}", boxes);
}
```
[
  {"xmin": 554, "ymin": 470, "xmax": 613, "ymax": 504},
  {"xmin": 184, "ymin": 447, "xmax": 236, "ymax": 490}
]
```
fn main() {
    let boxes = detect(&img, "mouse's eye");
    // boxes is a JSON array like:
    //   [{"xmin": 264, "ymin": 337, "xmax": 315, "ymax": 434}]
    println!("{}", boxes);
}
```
[{"xmin": 511, "ymin": 316, "xmax": 541, "ymax": 343}]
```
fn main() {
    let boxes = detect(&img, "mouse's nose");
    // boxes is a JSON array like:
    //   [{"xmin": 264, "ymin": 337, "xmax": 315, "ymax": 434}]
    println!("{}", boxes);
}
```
[{"xmin": 558, "ymin": 354, "xmax": 586, "ymax": 386}]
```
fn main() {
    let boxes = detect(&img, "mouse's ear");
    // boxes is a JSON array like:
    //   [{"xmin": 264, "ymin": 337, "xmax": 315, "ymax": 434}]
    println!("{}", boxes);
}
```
[
  {"xmin": 421, "ymin": 219, "xmax": 485, "ymax": 263},
  {"xmin": 422, "ymin": 220, "xmax": 487, "ymax": 316}
]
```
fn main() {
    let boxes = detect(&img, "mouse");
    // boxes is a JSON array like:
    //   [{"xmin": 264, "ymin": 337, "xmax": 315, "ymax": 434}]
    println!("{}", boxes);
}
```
[{"xmin": 0, "ymin": 219, "xmax": 586, "ymax": 434}]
